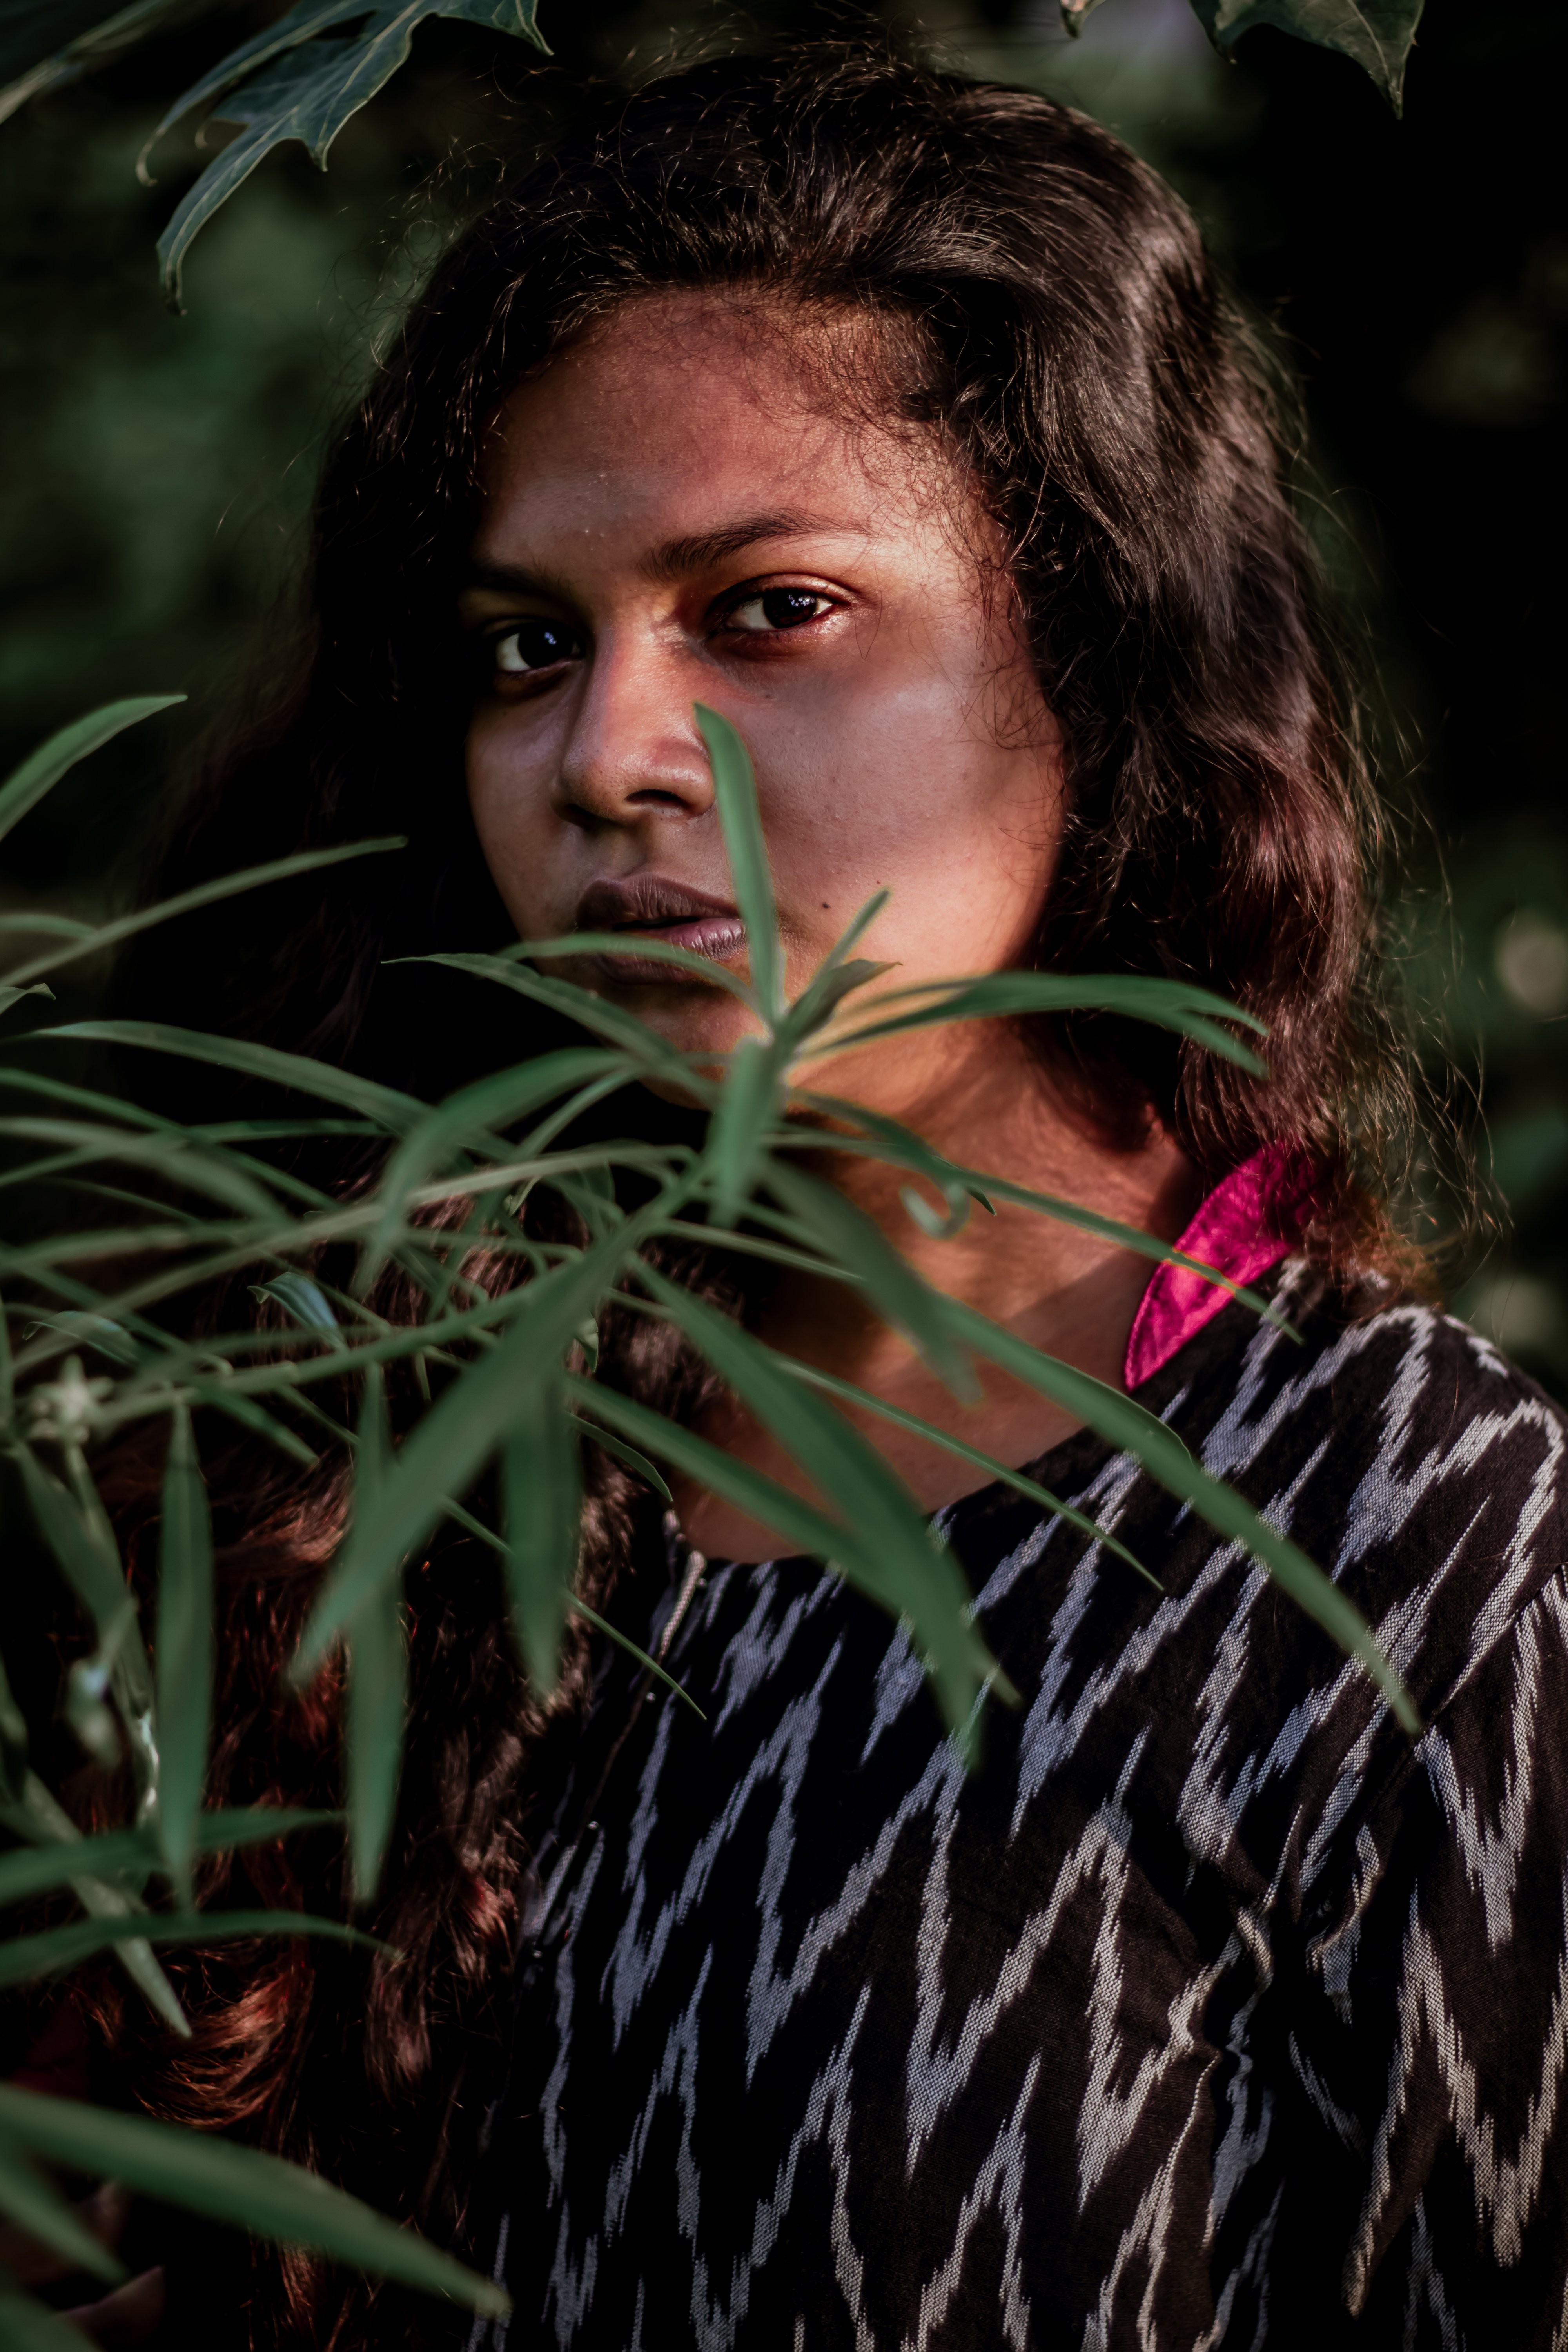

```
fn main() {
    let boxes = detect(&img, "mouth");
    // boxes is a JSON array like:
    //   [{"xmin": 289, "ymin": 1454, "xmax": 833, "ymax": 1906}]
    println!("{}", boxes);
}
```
[{"xmin": 573, "ymin": 877, "xmax": 748, "ymax": 982}]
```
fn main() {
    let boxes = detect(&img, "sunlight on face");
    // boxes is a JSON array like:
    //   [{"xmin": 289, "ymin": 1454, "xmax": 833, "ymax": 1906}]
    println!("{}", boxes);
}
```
[{"xmin": 462, "ymin": 293, "xmax": 1064, "ymax": 1112}]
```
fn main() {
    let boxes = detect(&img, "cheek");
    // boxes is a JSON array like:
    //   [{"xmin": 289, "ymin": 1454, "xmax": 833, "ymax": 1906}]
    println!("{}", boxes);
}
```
[
  {"xmin": 465, "ymin": 716, "xmax": 550, "ymax": 915},
  {"xmin": 764, "ymin": 695, "xmax": 1061, "ymax": 971}
]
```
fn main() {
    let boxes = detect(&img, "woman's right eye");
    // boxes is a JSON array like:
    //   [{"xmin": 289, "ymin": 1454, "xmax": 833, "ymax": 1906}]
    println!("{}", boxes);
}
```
[{"xmin": 491, "ymin": 621, "xmax": 583, "ymax": 675}]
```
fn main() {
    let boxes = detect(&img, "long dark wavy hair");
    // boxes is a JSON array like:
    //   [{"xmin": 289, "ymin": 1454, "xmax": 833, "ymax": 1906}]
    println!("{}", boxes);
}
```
[{"xmin": 82, "ymin": 37, "xmax": 1415, "ymax": 2348}]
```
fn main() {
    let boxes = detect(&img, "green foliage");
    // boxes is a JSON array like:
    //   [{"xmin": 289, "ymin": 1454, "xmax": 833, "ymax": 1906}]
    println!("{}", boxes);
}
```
[
  {"xmin": 0, "ymin": 694, "xmax": 1409, "ymax": 2323},
  {"xmin": 154, "ymin": 1402, "xmax": 212, "ymax": 1903},
  {"xmin": 148, "ymin": 0, "xmax": 548, "ymax": 300},
  {"xmin": 0, "ymin": 0, "xmax": 546, "ymax": 299},
  {"xmin": 0, "ymin": 693, "xmax": 185, "ymax": 853},
  {"xmin": 0, "ymin": 0, "xmax": 195, "ymax": 128},
  {"xmin": 0, "ymin": 0, "xmax": 1419, "ymax": 319},
  {"xmin": 0, "ymin": 2083, "xmax": 511, "ymax": 2316},
  {"xmin": 1187, "ymin": 0, "xmax": 1421, "ymax": 111}
]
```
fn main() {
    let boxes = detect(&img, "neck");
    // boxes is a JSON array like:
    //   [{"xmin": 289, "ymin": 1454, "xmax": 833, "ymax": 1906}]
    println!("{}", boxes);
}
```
[{"xmin": 677, "ymin": 1027, "xmax": 1201, "ymax": 1562}]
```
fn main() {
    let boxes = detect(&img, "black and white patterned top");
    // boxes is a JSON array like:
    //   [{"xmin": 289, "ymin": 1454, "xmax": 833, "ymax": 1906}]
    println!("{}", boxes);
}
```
[{"xmin": 474, "ymin": 1269, "xmax": 1568, "ymax": 2348}]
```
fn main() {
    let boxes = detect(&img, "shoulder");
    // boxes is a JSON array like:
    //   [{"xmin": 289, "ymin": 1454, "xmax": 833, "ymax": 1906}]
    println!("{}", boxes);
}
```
[
  {"xmin": 1165, "ymin": 1266, "xmax": 1568, "ymax": 1734},
  {"xmin": 1191, "ymin": 1263, "xmax": 1565, "ymax": 1480}
]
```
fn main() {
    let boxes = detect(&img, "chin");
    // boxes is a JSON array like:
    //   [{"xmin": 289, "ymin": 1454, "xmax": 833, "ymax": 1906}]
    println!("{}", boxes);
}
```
[
  {"xmin": 594, "ymin": 994, "xmax": 754, "ymax": 1097},
  {"xmin": 600, "ymin": 984, "xmax": 754, "ymax": 1051}
]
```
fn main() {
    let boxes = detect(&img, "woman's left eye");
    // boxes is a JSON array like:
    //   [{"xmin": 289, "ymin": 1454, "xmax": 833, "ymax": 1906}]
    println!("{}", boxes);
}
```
[{"xmin": 724, "ymin": 588, "xmax": 835, "ymax": 634}]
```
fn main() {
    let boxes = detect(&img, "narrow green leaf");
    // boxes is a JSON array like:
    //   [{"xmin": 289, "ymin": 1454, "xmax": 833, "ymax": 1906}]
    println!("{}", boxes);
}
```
[
  {"xmin": 252, "ymin": 1270, "xmax": 338, "ymax": 1339},
  {"xmin": 779, "ymin": 957, "xmax": 896, "ymax": 1048},
  {"xmin": 694, "ymin": 705, "xmax": 784, "ymax": 1026},
  {"xmin": 0, "ymin": 1809, "xmax": 341, "ymax": 1912},
  {"xmin": 22, "ymin": 1310, "xmax": 138, "ymax": 1369},
  {"xmin": 501, "ymin": 1382, "xmax": 581, "ymax": 1695},
  {"xmin": 565, "ymin": 1595, "xmax": 705, "ymax": 1717},
  {"xmin": 951, "ymin": 1167, "xmax": 1296, "ymax": 1330},
  {"xmin": 0, "ymin": 913, "xmax": 94, "ymax": 940},
  {"xmin": 573, "ymin": 1419, "xmax": 673, "ymax": 1504},
  {"xmin": 6, "ymin": 837, "xmax": 406, "ymax": 992},
  {"xmin": 822, "ymin": 971, "xmax": 1267, "ymax": 1071},
  {"xmin": 0, "ymin": 2086, "xmax": 509, "ymax": 2315},
  {"xmin": 632, "ymin": 1272, "xmax": 999, "ymax": 1736},
  {"xmin": 708, "ymin": 1035, "xmax": 781, "ymax": 1226},
  {"xmin": 360, "ymin": 1046, "xmax": 626, "ymax": 1287},
  {"xmin": 0, "ymin": 0, "xmax": 188, "ymax": 129},
  {"xmin": 790, "ymin": 1103, "xmax": 1294, "ymax": 1332},
  {"xmin": 943, "ymin": 1298, "xmax": 1417, "ymax": 1730},
  {"xmin": 0, "ymin": 1909, "xmax": 383, "ymax": 1992},
  {"xmin": 0, "ymin": 1641, "xmax": 28, "ymax": 1808},
  {"xmin": 0, "ymin": 1118, "xmax": 282, "ymax": 1220},
  {"xmin": 760, "ymin": 1159, "xmax": 978, "ymax": 1400},
  {"xmin": 345, "ymin": 1367, "xmax": 407, "ymax": 1903},
  {"xmin": 562, "ymin": 1376, "xmax": 871, "ymax": 1570},
  {"xmin": 60, "ymin": 1444, "xmax": 158, "ymax": 1779},
  {"xmin": 0, "ymin": 696, "xmax": 183, "ymax": 852},
  {"xmin": 407, "ymin": 954, "xmax": 710, "ymax": 1086},
  {"xmin": 567, "ymin": 1376, "xmax": 998, "ymax": 1740},
  {"xmin": 426, "ymin": 1486, "xmax": 701, "ymax": 1713},
  {"xmin": 190, "ymin": 1381, "xmax": 320, "ymax": 1467},
  {"xmin": 12, "ymin": 1445, "xmax": 126, "ymax": 1628},
  {"xmin": 0, "ymin": 2131, "xmax": 124, "ymax": 2284},
  {"xmin": 156, "ymin": 1407, "xmax": 213, "ymax": 1905},
  {"xmin": 0, "ymin": 1773, "xmax": 186, "ymax": 2036},
  {"xmin": 0, "ymin": 2268, "xmax": 113, "ymax": 2350},
  {"xmin": 781, "ymin": 1358, "xmax": 1161, "ymax": 1589},
  {"xmin": 899, "ymin": 1182, "xmax": 971, "ymax": 1240},
  {"xmin": 0, "ymin": 982, "xmax": 54, "ymax": 1022},
  {"xmin": 778, "ymin": 887, "xmax": 893, "ymax": 1049},
  {"xmin": 45, "ymin": 1020, "xmax": 425, "ymax": 1132},
  {"xmin": 293, "ymin": 1240, "xmax": 630, "ymax": 1674}
]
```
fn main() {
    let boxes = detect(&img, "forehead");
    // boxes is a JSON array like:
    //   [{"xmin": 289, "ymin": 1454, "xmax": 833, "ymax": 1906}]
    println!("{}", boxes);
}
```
[{"xmin": 472, "ymin": 293, "xmax": 949, "ymax": 563}]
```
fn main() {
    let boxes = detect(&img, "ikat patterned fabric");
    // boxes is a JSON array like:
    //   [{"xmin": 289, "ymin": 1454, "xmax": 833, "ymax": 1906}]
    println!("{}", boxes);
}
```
[{"xmin": 474, "ymin": 1269, "xmax": 1568, "ymax": 2348}]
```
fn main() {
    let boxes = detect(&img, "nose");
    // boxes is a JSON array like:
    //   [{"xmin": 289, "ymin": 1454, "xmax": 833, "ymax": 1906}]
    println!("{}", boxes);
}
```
[{"xmin": 555, "ymin": 633, "xmax": 717, "ymax": 831}]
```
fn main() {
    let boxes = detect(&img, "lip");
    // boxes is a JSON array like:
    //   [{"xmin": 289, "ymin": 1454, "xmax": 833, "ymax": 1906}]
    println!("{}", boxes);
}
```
[{"xmin": 573, "ymin": 875, "xmax": 747, "ymax": 983}]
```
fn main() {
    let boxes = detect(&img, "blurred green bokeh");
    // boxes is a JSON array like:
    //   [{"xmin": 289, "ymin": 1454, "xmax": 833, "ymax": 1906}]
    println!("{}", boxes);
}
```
[{"xmin": 2, "ymin": 0, "xmax": 1565, "ymax": 1378}]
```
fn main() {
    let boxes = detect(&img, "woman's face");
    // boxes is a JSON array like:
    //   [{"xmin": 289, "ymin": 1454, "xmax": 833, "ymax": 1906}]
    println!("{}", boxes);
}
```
[{"xmin": 463, "ymin": 294, "xmax": 1064, "ymax": 1106}]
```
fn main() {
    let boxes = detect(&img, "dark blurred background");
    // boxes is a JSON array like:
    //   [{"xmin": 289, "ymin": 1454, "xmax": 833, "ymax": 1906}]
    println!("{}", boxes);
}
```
[{"xmin": 1, "ymin": 0, "xmax": 1564, "ymax": 1377}]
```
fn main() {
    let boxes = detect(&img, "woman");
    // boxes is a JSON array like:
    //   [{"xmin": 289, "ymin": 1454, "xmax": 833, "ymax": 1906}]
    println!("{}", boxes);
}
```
[{"xmin": 72, "ymin": 39, "xmax": 1568, "ymax": 2351}]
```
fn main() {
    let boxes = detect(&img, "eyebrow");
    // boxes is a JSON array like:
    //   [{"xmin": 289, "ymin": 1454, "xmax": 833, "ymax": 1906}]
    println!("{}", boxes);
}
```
[
  {"xmin": 460, "ymin": 510, "xmax": 833, "ymax": 601},
  {"xmin": 638, "ymin": 510, "xmax": 830, "ymax": 582}
]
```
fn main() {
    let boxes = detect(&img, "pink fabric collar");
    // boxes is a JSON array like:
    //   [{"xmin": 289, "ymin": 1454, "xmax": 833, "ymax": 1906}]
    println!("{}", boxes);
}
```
[{"xmin": 1123, "ymin": 1141, "xmax": 1317, "ymax": 1392}]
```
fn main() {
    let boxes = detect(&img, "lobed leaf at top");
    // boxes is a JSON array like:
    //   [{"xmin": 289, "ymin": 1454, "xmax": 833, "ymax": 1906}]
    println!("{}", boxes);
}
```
[
  {"xmin": 1187, "ymin": 0, "xmax": 1422, "ymax": 111},
  {"xmin": 0, "ymin": 0, "xmax": 198, "ymax": 129},
  {"xmin": 0, "ymin": 0, "xmax": 1430, "ymax": 315},
  {"xmin": 151, "ymin": 0, "xmax": 548, "ymax": 302}
]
